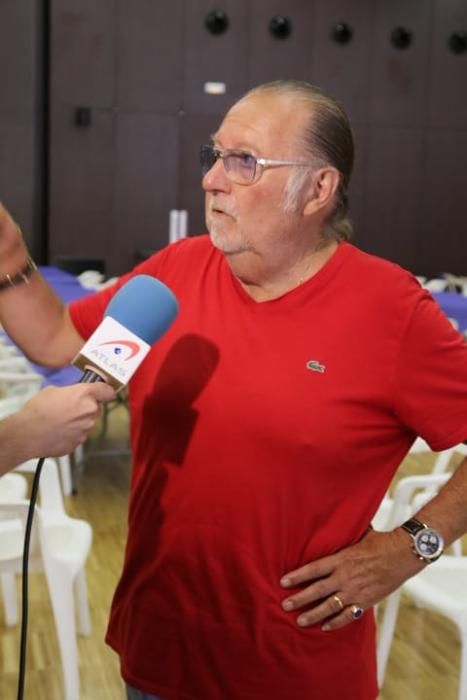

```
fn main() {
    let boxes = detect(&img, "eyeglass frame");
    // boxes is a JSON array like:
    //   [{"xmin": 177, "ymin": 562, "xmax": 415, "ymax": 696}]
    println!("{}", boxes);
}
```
[{"xmin": 200, "ymin": 143, "xmax": 316, "ymax": 185}]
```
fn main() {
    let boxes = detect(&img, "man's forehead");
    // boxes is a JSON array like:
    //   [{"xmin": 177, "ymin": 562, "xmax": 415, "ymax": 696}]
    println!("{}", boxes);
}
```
[
  {"xmin": 212, "ymin": 114, "xmax": 265, "ymax": 150},
  {"xmin": 214, "ymin": 94, "xmax": 304, "ymax": 150}
]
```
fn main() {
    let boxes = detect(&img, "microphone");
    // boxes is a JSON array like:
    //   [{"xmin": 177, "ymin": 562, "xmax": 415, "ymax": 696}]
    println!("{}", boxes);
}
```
[{"xmin": 72, "ymin": 274, "xmax": 179, "ymax": 389}]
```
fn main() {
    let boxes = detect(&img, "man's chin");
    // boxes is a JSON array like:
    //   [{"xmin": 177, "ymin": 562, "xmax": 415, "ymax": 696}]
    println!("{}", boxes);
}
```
[{"xmin": 209, "ymin": 230, "xmax": 249, "ymax": 255}]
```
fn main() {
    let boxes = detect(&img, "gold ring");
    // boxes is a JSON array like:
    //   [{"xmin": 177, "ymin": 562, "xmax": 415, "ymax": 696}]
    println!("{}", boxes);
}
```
[
  {"xmin": 350, "ymin": 604, "xmax": 364, "ymax": 620},
  {"xmin": 332, "ymin": 594, "xmax": 345, "ymax": 611}
]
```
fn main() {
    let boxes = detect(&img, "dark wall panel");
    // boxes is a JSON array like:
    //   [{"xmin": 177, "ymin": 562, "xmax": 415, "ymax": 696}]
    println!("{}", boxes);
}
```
[
  {"xmin": 0, "ymin": 0, "xmax": 43, "ymax": 253},
  {"xmin": 310, "ymin": 1, "xmax": 374, "ymax": 125},
  {"xmin": 0, "ymin": 122, "xmax": 37, "ymax": 241},
  {"xmin": 369, "ymin": 0, "xmax": 433, "ymax": 128},
  {"xmin": 357, "ymin": 127, "xmax": 425, "ymax": 272},
  {"xmin": 116, "ymin": 0, "xmax": 184, "ymax": 113},
  {"xmin": 113, "ymin": 114, "xmax": 179, "ymax": 273},
  {"xmin": 43, "ymin": 0, "xmax": 467, "ymax": 277},
  {"xmin": 419, "ymin": 131, "xmax": 467, "ymax": 276},
  {"xmin": 183, "ymin": 0, "xmax": 249, "ymax": 114},
  {"xmin": 50, "ymin": 0, "xmax": 116, "ymax": 107},
  {"xmin": 248, "ymin": 0, "xmax": 314, "ymax": 87},
  {"xmin": 428, "ymin": 0, "xmax": 467, "ymax": 129},
  {"xmin": 346, "ymin": 124, "xmax": 368, "ymax": 248},
  {"xmin": 48, "ymin": 105, "xmax": 115, "ymax": 265}
]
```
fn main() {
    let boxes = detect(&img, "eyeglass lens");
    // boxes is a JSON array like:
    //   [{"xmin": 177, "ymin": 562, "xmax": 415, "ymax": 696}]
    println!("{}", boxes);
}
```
[{"xmin": 200, "ymin": 145, "xmax": 258, "ymax": 184}]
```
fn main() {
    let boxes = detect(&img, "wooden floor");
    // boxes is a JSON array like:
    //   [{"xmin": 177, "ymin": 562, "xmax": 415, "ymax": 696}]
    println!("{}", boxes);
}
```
[{"xmin": 0, "ymin": 409, "xmax": 464, "ymax": 700}]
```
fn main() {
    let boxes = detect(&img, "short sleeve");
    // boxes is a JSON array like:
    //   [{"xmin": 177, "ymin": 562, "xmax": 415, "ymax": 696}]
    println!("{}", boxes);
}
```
[{"xmin": 394, "ymin": 292, "xmax": 467, "ymax": 450}]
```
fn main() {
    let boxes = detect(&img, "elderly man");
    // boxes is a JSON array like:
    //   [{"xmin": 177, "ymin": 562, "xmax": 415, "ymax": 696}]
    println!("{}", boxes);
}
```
[{"xmin": 0, "ymin": 81, "xmax": 466, "ymax": 700}]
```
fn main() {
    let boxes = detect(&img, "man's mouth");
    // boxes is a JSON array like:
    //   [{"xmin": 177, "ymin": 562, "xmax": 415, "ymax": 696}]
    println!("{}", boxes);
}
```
[{"xmin": 211, "ymin": 204, "xmax": 235, "ymax": 218}]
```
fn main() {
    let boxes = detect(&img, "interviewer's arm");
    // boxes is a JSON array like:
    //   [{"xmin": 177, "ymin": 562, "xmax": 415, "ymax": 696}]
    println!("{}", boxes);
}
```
[
  {"xmin": 0, "ymin": 204, "xmax": 83, "ymax": 366},
  {"xmin": 0, "ymin": 383, "xmax": 115, "ymax": 476}
]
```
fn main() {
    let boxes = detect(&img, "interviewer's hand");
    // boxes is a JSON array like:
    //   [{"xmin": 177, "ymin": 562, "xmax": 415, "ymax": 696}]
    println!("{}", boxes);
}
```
[
  {"xmin": 16, "ymin": 383, "xmax": 116, "ymax": 459},
  {"xmin": 279, "ymin": 528, "xmax": 425, "ymax": 630}
]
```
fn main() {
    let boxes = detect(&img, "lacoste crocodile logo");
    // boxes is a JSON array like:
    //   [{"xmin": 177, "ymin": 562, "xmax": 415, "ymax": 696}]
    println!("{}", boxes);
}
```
[{"xmin": 306, "ymin": 360, "xmax": 326, "ymax": 373}]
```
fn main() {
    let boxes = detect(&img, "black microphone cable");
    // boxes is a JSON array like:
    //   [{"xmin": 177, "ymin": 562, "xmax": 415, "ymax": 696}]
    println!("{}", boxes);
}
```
[{"xmin": 16, "ymin": 455, "xmax": 45, "ymax": 700}]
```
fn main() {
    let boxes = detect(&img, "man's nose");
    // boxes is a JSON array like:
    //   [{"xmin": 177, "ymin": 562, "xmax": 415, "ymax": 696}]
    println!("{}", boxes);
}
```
[{"xmin": 202, "ymin": 157, "xmax": 230, "ymax": 192}]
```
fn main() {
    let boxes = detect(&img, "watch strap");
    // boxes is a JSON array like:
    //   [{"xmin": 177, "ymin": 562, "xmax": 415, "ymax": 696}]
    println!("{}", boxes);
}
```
[{"xmin": 400, "ymin": 517, "xmax": 427, "ymax": 537}]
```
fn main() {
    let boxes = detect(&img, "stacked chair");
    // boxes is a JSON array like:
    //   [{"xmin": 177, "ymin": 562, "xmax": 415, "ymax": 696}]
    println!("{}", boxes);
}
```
[
  {"xmin": 0, "ymin": 458, "xmax": 93, "ymax": 700},
  {"xmin": 374, "ymin": 441, "xmax": 467, "ymax": 700}
]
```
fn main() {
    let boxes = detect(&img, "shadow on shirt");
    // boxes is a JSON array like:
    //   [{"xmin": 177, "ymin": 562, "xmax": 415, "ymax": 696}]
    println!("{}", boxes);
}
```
[{"xmin": 138, "ymin": 333, "xmax": 220, "ymax": 467}]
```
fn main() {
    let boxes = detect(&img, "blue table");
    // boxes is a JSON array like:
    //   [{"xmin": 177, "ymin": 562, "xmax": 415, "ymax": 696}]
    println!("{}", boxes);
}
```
[
  {"xmin": 39, "ymin": 266, "xmax": 92, "ymax": 304},
  {"xmin": 432, "ymin": 291, "xmax": 467, "ymax": 336}
]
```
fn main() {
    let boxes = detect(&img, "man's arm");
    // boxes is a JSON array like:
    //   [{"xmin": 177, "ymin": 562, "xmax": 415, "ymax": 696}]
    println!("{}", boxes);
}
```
[
  {"xmin": 0, "ymin": 204, "xmax": 82, "ymax": 366},
  {"xmin": 0, "ymin": 383, "xmax": 115, "ymax": 476},
  {"xmin": 278, "ymin": 457, "xmax": 467, "ymax": 629}
]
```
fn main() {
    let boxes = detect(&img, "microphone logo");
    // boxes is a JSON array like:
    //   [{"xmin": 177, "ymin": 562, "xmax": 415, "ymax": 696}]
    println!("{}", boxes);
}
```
[
  {"xmin": 74, "ymin": 317, "xmax": 151, "ymax": 388},
  {"xmin": 97, "ymin": 340, "xmax": 141, "ymax": 360}
]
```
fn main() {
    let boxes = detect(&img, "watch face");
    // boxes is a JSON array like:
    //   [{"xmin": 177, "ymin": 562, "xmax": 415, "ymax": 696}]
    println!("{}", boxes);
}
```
[{"xmin": 414, "ymin": 528, "xmax": 444, "ymax": 560}]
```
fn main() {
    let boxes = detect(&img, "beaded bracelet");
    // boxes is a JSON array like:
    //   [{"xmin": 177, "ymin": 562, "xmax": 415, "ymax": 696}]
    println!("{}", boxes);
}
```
[{"xmin": 0, "ymin": 256, "xmax": 37, "ymax": 291}]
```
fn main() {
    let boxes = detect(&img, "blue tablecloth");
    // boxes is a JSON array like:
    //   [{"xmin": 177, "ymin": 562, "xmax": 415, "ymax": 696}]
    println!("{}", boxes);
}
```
[
  {"xmin": 39, "ymin": 266, "xmax": 92, "ymax": 303},
  {"xmin": 432, "ymin": 291, "xmax": 467, "ymax": 336}
]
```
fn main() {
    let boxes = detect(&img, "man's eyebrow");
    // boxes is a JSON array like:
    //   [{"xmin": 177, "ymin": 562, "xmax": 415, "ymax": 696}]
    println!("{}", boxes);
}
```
[{"xmin": 209, "ymin": 137, "xmax": 258, "ymax": 154}]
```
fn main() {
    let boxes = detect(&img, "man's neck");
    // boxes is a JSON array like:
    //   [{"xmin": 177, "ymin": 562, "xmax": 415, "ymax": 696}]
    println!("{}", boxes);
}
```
[{"xmin": 227, "ymin": 239, "xmax": 339, "ymax": 302}]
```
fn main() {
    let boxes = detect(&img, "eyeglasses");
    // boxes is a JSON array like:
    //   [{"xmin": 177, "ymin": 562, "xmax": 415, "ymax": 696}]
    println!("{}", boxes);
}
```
[{"xmin": 200, "ymin": 144, "xmax": 314, "ymax": 185}]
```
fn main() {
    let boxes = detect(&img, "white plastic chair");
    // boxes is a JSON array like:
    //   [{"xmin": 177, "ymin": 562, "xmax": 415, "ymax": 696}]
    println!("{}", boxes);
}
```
[
  {"xmin": 0, "ymin": 472, "xmax": 29, "ymax": 627},
  {"xmin": 376, "ymin": 473, "xmax": 466, "ymax": 698},
  {"xmin": 0, "ymin": 339, "xmax": 24, "ymax": 359},
  {"xmin": 0, "ymin": 472, "xmax": 28, "ymax": 503},
  {"xmin": 0, "ymin": 369, "xmax": 43, "ymax": 402},
  {"xmin": 0, "ymin": 355, "xmax": 44, "ymax": 417},
  {"xmin": 77, "ymin": 269, "xmax": 119, "ymax": 291},
  {"xmin": 0, "ymin": 458, "xmax": 93, "ymax": 700},
  {"xmin": 423, "ymin": 278, "xmax": 448, "ymax": 292},
  {"xmin": 372, "ymin": 442, "xmax": 463, "ymax": 535},
  {"xmin": 0, "ymin": 354, "xmax": 42, "ymax": 375},
  {"xmin": 373, "ymin": 471, "xmax": 452, "ymax": 535},
  {"xmin": 405, "ymin": 438, "xmax": 467, "ymax": 474}
]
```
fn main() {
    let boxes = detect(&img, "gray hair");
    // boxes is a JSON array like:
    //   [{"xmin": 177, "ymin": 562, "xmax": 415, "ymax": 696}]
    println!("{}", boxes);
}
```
[{"xmin": 242, "ymin": 80, "xmax": 354, "ymax": 241}]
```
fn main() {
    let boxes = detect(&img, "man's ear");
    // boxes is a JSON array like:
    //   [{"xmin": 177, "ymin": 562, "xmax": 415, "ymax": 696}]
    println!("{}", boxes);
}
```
[{"xmin": 303, "ymin": 168, "xmax": 340, "ymax": 216}]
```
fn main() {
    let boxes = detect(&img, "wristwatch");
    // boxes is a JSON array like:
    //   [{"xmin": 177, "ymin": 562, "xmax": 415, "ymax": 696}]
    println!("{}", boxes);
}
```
[{"xmin": 400, "ymin": 517, "xmax": 444, "ymax": 564}]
